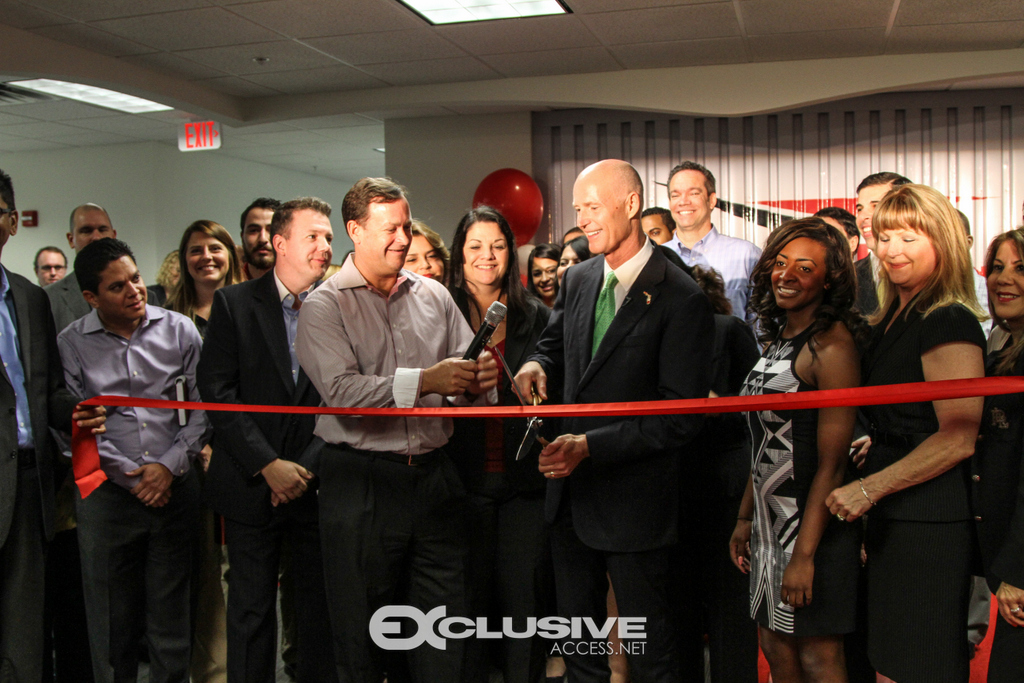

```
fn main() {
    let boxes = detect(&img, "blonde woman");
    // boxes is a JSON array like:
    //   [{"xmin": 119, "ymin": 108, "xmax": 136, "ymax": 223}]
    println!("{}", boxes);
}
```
[{"xmin": 826, "ymin": 184, "xmax": 987, "ymax": 683}]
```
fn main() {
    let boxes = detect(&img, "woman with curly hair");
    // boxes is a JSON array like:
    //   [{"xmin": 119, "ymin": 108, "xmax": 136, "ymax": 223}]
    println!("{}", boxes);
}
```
[
  {"xmin": 730, "ymin": 217, "xmax": 867, "ymax": 682},
  {"xmin": 825, "ymin": 184, "xmax": 986, "ymax": 683}
]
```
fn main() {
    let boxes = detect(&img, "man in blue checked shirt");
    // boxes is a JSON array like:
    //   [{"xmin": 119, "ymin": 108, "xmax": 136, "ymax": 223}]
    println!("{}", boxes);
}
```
[{"xmin": 57, "ymin": 237, "xmax": 210, "ymax": 683}]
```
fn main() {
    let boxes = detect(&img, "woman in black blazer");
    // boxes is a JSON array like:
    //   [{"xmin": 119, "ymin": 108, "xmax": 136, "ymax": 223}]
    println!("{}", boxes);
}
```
[
  {"xmin": 446, "ymin": 205, "xmax": 553, "ymax": 683},
  {"xmin": 973, "ymin": 227, "xmax": 1024, "ymax": 682},
  {"xmin": 826, "ymin": 185, "xmax": 987, "ymax": 683}
]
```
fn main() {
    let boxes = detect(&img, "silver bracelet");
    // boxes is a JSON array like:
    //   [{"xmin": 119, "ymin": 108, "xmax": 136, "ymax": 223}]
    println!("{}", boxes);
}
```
[{"xmin": 858, "ymin": 478, "xmax": 876, "ymax": 507}]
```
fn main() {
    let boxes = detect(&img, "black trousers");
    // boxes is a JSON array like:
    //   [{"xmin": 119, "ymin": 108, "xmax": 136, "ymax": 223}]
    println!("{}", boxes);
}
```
[
  {"xmin": 223, "ymin": 494, "xmax": 336, "ymax": 683},
  {"xmin": 76, "ymin": 471, "xmax": 200, "ymax": 683},
  {"xmin": 462, "ymin": 487, "xmax": 551, "ymax": 683},
  {"xmin": 318, "ymin": 445, "xmax": 468, "ymax": 683},
  {"xmin": 550, "ymin": 504, "xmax": 680, "ymax": 683},
  {"xmin": 43, "ymin": 526, "xmax": 94, "ymax": 682},
  {"xmin": 0, "ymin": 466, "xmax": 46, "ymax": 683},
  {"xmin": 988, "ymin": 604, "xmax": 1024, "ymax": 683},
  {"xmin": 674, "ymin": 492, "xmax": 758, "ymax": 683}
]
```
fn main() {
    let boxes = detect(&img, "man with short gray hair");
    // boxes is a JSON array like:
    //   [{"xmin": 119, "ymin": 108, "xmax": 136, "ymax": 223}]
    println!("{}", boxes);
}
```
[{"xmin": 45, "ymin": 203, "xmax": 116, "ymax": 332}]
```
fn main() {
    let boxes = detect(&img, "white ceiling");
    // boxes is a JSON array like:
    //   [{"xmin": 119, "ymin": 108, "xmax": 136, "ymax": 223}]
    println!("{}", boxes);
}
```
[{"xmin": 1, "ymin": 0, "xmax": 1023, "ymax": 181}]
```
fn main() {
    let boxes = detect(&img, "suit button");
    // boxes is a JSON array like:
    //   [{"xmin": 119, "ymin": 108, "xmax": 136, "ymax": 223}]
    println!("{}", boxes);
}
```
[
  {"xmin": 972, "ymin": 474, "xmax": 980, "ymax": 482},
  {"xmin": 975, "ymin": 515, "xmax": 983, "ymax": 522},
  {"xmin": 9, "ymin": 449, "xmax": 15, "ymax": 459}
]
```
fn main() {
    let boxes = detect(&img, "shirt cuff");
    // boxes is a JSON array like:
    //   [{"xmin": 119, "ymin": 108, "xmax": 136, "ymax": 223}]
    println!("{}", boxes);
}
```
[
  {"xmin": 154, "ymin": 445, "xmax": 191, "ymax": 479},
  {"xmin": 393, "ymin": 368, "xmax": 422, "ymax": 408}
]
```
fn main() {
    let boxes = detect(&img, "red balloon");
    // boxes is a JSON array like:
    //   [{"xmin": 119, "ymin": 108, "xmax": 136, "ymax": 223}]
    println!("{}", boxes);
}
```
[{"xmin": 472, "ymin": 168, "xmax": 544, "ymax": 246}]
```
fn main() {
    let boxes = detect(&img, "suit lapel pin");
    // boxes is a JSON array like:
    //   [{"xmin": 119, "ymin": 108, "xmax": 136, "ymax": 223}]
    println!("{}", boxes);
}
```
[{"xmin": 644, "ymin": 291, "xmax": 652, "ymax": 305}]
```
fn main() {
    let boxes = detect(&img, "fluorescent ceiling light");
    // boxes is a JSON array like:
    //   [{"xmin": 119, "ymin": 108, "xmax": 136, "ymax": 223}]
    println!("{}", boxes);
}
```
[
  {"xmin": 9, "ymin": 79, "xmax": 172, "ymax": 114},
  {"xmin": 399, "ymin": 0, "xmax": 567, "ymax": 25}
]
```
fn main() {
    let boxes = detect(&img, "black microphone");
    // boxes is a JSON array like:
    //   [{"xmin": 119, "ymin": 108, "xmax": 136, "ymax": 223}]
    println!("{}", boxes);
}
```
[{"xmin": 463, "ymin": 301, "xmax": 507, "ymax": 360}]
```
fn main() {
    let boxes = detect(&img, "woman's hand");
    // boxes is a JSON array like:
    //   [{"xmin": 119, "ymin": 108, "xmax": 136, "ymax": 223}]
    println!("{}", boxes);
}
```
[
  {"xmin": 729, "ymin": 520, "xmax": 752, "ymax": 574},
  {"xmin": 826, "ymin": 481, "xmax": 874, "ymax": 523},
  {"xmin": 850, "ymin": 435, "xmax": 871, "ymax": 469},
  {"xmin": 781, "ymin": 554, "xmax": 814, "ymax": 608},
  {"xmin": 996, "ymin": 581, "xmax": 1024, "ymax": 627}
]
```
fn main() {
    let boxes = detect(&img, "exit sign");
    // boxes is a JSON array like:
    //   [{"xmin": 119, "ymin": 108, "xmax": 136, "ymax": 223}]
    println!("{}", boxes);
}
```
[{"xmin": 178, "ymin": 121, "xmax": 221, "ymax": 152}]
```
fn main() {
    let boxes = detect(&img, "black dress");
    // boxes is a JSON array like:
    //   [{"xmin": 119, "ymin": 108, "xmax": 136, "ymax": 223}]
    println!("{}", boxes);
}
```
[
  {"xmin": 741, "ymin": 325, "xmax": 860, "ymax": 636},
  {"xmin": 971, "ymin": 346, "xmax": 1024, "ymax": 683},
  {"xmin": 860, "ymin": 299, "xmax": 985, "ymax": 683}
]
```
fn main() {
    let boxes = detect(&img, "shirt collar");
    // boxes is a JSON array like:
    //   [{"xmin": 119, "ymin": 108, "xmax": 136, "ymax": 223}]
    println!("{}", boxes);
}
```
[
  {"xmin": 667, "ymin": 224, "xmax": 719, "ymax": 251},
  {"xmin": 603, "ymin": 236, "xmax": 654, "ymax": 291},
  {"xmin": 0, "ymin": 267, "xmax": 9, "ymax": 298},
  {"xmin": 81, "ymin": 304, "xmax": 165, "ymax": 335},
  {"xmin": 273, "ymin": 269, "xmax": 314, "ymax": 306},
  {"xmin": 335, "ymin": 252, "xmax": 413, "ymax": 295}
]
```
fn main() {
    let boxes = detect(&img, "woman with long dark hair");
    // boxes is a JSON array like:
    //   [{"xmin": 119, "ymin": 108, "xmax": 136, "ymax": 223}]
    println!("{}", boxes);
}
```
[
  {"xmin": 825, "ymin": 184, "xmax": 986, "ymax": 682},
  {"xmin": 166, "ymin": 220, "xmax": 243, "ymax": 336},
  {"xmin": 446, "ymin": 206, "xmax": 552, "ymax": 683},
  {"xmin": 557, "ymin": 235, "xmax": 591, "ymax": 286},
  {"xmin": 730, "ymin": 217, "xmax": 866, "ymax": 682},
  {"xmin": 526, "ymin": 242, "xmax": 561, "ymax": 308},
  {"xmin": 972, "ymin": 227, "xmax": 1024, "ymax": 682}
]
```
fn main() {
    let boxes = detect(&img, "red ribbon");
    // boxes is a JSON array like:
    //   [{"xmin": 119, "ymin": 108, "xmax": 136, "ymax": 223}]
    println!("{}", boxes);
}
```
[{"xmin": 71, "ymin": 376, "xmax": 1024, "ymax": 498}]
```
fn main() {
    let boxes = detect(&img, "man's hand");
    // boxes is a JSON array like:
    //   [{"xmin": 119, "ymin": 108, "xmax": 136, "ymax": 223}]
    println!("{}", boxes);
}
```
[
  {"xmin": 467, "ymin": 351, "xmax": 499, "ymax": 396},
  {"xmin": 421, "ymin": 357, "xmax": 477, "ymax": 397},
  {"xmin": 198, "ymin": 444, "xmax": 212, "ymax": 473},
  {"xmin": 514, "ymin": 361, "xmax": 548, "ymax": 402},
  {"xmin": 73, "ymin": 404, "xmax": 107, "ymax": 434},
  {"xmin": 261, "ymin": 459, "xmax": 313, "ymax": 506},
  {"xmin": 538, "ymin": 434, "xmax": 589, "ymax": 479},
  {"xmin": 128, "ymin": 462, "xmax": 173, "ymax": 508}
]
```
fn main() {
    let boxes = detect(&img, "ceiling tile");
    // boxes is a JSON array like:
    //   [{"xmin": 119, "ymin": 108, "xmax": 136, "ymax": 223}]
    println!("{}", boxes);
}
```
[
  {"xmin": 30, "ymin": 23, "xmax": 157, "ymax": 56},
  {"xmin": 896, "ymin": 0, "xmax": 1024, "ymax": 27},
  {"xmin": 359, "ymin": 57, "xmax": 501, "ymax": 86},
  {"xmin": 436, "ymin": 15, "xmax": 600, "ymax": 55},
  {"xmin": 738, "ymin": 0, "xmax": 891, "ymax": 35},
  {"xmin": 176, "ymin": 40, "xmax": 341, "ymax": 75},
  {"xmin": 223, "ymin": 121, "xmax": 299, "ymax": 135},
  {"xmin": 194, "ymin": 76, "xmax": 284, "ymax": 97},
  {"xmin": 481, "ymin": 46, "xmax": 623, "ymax": 77},
  {"xmin": 228, "ymin": 0, "xmax": 421, "ymax": 39},
  {"xmin": 46, "ymin": 130, "xmax": 138, "ymax": 146},
  {"xmin": 0, "ymin": 120, "xmax": 87, "ymax": 137},
  {"xmin": 306, "ymin": 29, "xmax": 467, "ymax": 65},
  {"xmin": 284, "ymin": 113, "xmax": 382, "ymax": 128},
  {"xmin": 0, "ymin": 111, "xmax": 35, "ymax": 126},
  {"xmin": 887, "ymin": 22, "xmax": 1024, "ymax": 53},
  {"xmin": 579, "ymin": 4, "xmax": 741, "ymax": 45},
  {"xmin": 24, "ymin": 0, "xmax": 208, "ymax": 22},
  {"xmin": 566, "ymin": 0, "xmax": 728, "ymax": 12},
  {"xmin": 243, "ymin": 65, "xmax": 389, "ymax": 93},
  {"xmin": 92, "ymin": 7, "xmax": 281, "ymax": 52},
  {"xmin": 118, "ymin": 52, "xmax": 229, "ymax": 80},
  {"xmin": 747, "ymin": 27, "xmax": 886, "ymax": 62},
  {"xmin": 0, "ymin": 1, "xmax": 73, "ymax": 28},
  {"xmin": 0, "ymin": 99, "xmax": 121, "ymax": 120},
  {"xmin": 609, "ymin": 36, "xmax": 748, "ymax": 69},
  {"xmin": 0, "ymin": 138, "xmax": 69, "ymax": 151},
  {"xmin": 70, "ymin": 115, "xmax": 178, "ymax": 135}
]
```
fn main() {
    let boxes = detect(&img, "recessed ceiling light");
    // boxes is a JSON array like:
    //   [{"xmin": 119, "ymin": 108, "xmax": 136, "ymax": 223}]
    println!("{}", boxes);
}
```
[
  {"xmin": 398, "ymin": 0, "xmax": 568, "ymax": 25},
  {"xmin": 8, "ymin": 78, "xmax": 172, "ymax": 114}
]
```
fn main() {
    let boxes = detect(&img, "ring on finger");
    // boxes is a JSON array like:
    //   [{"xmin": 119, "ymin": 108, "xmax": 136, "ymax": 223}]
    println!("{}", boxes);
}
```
[
  {"xmin": 836, "ymin": 513, "xmax": 846, "ymax": 522},
  {"xmin": 1013, "ymin": 606, "xmax": 1022, "ymax": 614}
]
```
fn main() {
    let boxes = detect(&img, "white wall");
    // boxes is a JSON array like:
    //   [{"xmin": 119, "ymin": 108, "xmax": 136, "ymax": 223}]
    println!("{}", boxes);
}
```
[
  {"xmin": 0, "ymin": 141, "xmax": 354, "ymax": 283},
  {"xmin": 385, "ymin": 112, "xmax": 532, "ymax": 243}
]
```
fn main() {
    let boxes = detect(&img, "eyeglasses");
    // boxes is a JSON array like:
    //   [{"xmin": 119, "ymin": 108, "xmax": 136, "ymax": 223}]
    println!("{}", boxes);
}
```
[
  {"xmin": 0, "ymin": 207, "xmax": 13, "ymax": 218},
  {"xmin": 38, "ymin": 265, "xmax": 66, "ymax": 273}
]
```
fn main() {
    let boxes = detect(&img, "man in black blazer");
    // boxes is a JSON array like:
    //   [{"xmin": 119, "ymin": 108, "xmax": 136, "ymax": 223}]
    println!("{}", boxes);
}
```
[
  {"xmin": 197, "ymin": 197, "xmax": 336, "ymax": 683},
  {"xmin": 516, "ymin": 160, "xmax": 714, "ymax": 683},
  {"xmin": 44, "ymin": 203, "xmax": 117, "ymax": 334},
  {"xmin": 853, "ymin": 172, "xmax": 911, "ymax": 317},
  {"xmin": 0, "ymin": 169, "xmax": 105, "ymax": 683}
]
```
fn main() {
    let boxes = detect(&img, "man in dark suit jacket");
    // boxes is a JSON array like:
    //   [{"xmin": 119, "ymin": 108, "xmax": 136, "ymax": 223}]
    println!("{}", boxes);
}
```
[
  {"xmin": 44, "ymin": 203, "xmax": 117, "ymax": 333},
  {"xmin": 516, "ymin": 160, "xmax": 714, "ymax": 683},
  {"xmin": 197, "ymin": 197, "xmax": 336, "ymax": 683},
  {"xmin": 0, "ymin": 169, "xmax": 105, "ymax": 683}
]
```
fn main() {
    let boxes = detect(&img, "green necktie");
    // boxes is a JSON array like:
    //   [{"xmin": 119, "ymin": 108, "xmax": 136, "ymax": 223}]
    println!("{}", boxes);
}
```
[{"xmin": 592, "ymin": 271, "xmax": 618, "ymax": 356}]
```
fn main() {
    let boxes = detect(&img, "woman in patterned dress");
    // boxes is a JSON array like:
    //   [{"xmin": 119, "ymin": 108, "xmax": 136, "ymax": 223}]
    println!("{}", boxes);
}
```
[{"xmin": 729, "ymin": 217, "xmax": 867, "ymax": 682}]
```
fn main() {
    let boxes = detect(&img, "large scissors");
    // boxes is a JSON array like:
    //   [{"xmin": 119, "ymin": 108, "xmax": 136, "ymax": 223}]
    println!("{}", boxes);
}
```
[{"xmin": 491, "ymin": 346, "xmax": 547, "ymax": 460}]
